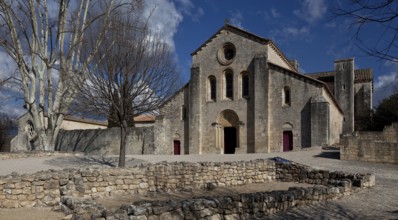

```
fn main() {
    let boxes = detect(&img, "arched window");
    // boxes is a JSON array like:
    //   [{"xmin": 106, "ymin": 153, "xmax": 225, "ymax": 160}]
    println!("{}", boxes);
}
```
[
  {"xmin": 283, "ymin": 86, "xmax": 291, "ymax": 106},
  {"xmin": 208, "ymin": 76, "xmax": 217, "ymax": 101},
  {"xmin": 225, "ymin": 70, "xmax": 233, "ymax": 99},
  {"xmin": 241, "ymin": 72, "xmax": 249, "ymax": 98}
]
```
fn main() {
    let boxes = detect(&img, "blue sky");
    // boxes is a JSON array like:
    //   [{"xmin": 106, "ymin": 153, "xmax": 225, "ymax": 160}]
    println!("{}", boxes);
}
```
[
  {"xmin": 1, "ymin": 0, "xmax": 397, "ymax": 117},
  {"xmin": 164, "ymin": 0, "xmax": 397, "ymax": 105}
]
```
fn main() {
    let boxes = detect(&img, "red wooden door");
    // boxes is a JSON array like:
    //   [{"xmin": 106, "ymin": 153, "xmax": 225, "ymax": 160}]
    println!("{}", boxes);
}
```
[
  {"xmin": 283, "ymin": 131, "xmax": 293, "ymax": 152},
  {"xmin": 173, "ymin": 140, "xmax": 180, "ymax": 155}
]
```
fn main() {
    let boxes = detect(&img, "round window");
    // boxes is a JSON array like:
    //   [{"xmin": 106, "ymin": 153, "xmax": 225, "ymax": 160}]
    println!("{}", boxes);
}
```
[{"xmin": 217, "ymin": 43, "xmax": 236, "ymax": 65}]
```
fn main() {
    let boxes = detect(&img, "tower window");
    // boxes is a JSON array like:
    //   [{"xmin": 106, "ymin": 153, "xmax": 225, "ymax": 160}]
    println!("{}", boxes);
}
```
[
  {"xmin": 242, "ymin": 73, "xmax": 249, "ymax": 98},
  {"xmin": 181, "ymin": 105, "xmax": 186, "ymax": 120},
  {"xmin": 225, "ymin": 71, "xmax": 233, "ymax": 99},
  {"xmin": 209, "ymin": 76, "xmax": 217, "ymax": 101},
  {"xmin": 283, "ymin": 86, "xmax": 291, "ymax": 106}
]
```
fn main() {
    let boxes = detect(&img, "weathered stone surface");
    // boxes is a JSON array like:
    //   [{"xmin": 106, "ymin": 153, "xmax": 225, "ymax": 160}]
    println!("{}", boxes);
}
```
[{"xmin": 0, "ymin": 157, "xmax": 375, "ymax": 220}]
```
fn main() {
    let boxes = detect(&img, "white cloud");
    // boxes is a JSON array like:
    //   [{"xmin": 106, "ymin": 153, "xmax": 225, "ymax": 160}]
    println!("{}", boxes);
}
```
[
  {"xmin": 374, "ymin": 71, "xmax": 398, "ymax": 90},
  {"xmin": 294, "ymin": 0, "xmax": 327, "ymax": 24},
  {"xmin": 271, "ymin": 8, "xmax": 281, "ymax": 18},
  {"xmin": 270, "ymin": 26, "xmax": 310, "ymax": 40},
  {"xmin": 373, "ymin": 61, "xmax": 398, "ymax": 106},
  {"xmin": 143, "ymin": 0, "xmax": 184, "ymax": 52},
  {"xmin": 284, "ymin": 27, "xmax": 309, "ymax": 36},
  {"xmin": 174, "ymin": 0, "xmax": 205, "ymax": 22},
  {"xmin": 229, "ymin": 10, "xmax": 243, "ymax": 28}
]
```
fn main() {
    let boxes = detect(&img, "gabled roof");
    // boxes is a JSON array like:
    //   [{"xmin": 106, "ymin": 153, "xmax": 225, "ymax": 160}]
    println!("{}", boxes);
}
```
[
  {"xmin": 306, "ymin": 69, "xmax": 373, "ymax": 83},
  {"xmin": 191, "ymin": 24, "xmax": 298, "ymax": 72}
]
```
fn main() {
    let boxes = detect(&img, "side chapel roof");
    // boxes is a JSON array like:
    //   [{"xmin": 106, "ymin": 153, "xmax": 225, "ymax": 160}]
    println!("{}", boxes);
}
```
[{"xmin": 306, "ymin": 69, "xmax": 373, "ymax": 83}]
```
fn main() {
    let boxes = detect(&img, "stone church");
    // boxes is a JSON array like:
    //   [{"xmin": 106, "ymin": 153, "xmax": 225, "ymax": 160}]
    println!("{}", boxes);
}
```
[{"xmin": 156, "ymin": 24, "xmax": 373, "ymax": 155}]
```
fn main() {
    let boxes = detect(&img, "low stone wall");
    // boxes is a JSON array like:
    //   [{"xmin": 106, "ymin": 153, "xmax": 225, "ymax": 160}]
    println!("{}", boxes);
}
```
[
  {"xmin": 341, "ymin": 123, "xmax": 398, "ymax": 164},
  {"xmin": 0, "ymin": 151, "xmax": 83, "ymax": 160},
  {"xmin": 79, "ymin": 185, "xmax": 360, "ymax": 219},
  {"xmin": 58, "ymin": 159, "xmax": 375, "ymax": 219},
  {"xmin": 0, "ymin": 158, "xmax": 375, "ymax": 219},
  {"xmin": 0, "ymin": 159, "xmax": 275, "ymax": 208}
]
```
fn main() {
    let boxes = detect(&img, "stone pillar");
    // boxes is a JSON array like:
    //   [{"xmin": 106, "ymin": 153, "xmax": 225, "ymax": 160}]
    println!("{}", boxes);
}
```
[
  {"xmin": 189, "ymin": 64, "xmax": 201, "ymax": 154},
  {"xmin": 311, "ymin": 96, "xmax": 330, "ymax": 146},
  {"xmin": 253, "ymin": 53, "xmax": 269, "ymax": 153},
  {"xmin": 334, "ymin": 58, "xmax": 354, "ymax": 133}
]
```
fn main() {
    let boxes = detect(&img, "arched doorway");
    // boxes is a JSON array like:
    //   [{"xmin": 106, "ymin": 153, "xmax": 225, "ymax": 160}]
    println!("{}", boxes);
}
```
[
  {"xmin": 173, "ymin": 133, "xmax": 181, "ymax": 155},
  {"xmin": 282, "ymin": 123, "xmax": 293, "ymax": 152},
  {"xmin": 216, "ymin": 110, "xmax": 240, "ymax": 154}
]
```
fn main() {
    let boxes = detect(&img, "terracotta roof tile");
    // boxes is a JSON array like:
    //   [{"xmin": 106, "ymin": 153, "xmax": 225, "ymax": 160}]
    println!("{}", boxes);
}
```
[
  {"xmin": 134, "ymin": 115, "xmax": 156, "ymax": 122},
  {"xmin": 306, "ymin": 69, "xmax": 373, "ymax": 83}
]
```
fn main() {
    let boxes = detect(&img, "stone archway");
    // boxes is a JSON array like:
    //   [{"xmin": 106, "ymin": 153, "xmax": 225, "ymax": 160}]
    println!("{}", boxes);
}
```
[{"xmin": 216, "ymin": 110, "xmax": 240, "ymax": 154}]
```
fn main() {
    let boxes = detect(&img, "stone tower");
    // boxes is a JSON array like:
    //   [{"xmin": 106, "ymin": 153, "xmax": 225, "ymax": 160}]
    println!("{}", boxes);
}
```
[{"xmin": 334, "ymin": 58, "xmax": 355, "ymax": 134}]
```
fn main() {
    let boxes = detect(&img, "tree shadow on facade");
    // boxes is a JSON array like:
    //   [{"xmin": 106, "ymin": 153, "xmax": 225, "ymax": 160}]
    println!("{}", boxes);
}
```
[{"xmin": 55, "ymin": 129, "xmax": 107, "ymax": 154}]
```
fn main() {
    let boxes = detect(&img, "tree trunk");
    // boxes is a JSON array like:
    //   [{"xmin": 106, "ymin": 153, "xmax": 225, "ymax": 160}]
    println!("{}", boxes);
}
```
[{"xmin": 118, "ymin": 120, "xmax": 127, "ymax": 167}]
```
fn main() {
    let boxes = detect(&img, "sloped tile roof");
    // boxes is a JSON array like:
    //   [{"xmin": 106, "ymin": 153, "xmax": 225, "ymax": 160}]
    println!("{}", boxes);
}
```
[{"xmin": 306, "ymin": 69, "xmax": 373, "ymax": 83}]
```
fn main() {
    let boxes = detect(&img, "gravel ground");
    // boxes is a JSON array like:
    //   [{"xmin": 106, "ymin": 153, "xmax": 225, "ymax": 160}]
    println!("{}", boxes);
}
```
[{"xmin": 0, "ymin": 148, "xmax": 397, "ymax": 219}]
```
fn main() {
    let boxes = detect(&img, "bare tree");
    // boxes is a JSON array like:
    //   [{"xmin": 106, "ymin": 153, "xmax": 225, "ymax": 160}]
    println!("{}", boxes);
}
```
[
  {"xmin": 0, "ymin": 77, "xmax": 11, "ymax": 87},
  {"xmin": 75, "ymin": 13, "xmax": 181, "ymax": 167},
  {"xmin": 333, "ymin": 0, "xmax": 398, "ymax": 62},
  {"xmin": 0, "ymin": 0, "xmax": 141, "ymax": 151}
]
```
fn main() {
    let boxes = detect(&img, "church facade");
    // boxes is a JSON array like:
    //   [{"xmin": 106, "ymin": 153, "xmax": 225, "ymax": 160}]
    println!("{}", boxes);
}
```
[{"xmin": 156, "ymin": 24, "xmax": 373, "ymax": 155}]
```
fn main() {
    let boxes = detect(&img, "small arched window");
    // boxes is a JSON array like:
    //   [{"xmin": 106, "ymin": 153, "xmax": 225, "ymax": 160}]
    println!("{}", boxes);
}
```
[
  {"xmin": 208, "ymin": 76, "xmax": 217, "ymax": 101},
  {"xmin": 225, "ymin": 70, "xmax": 233, "ymax": 99},
  {"xmin": 283, "ymin": 86, "xmax": 291, "ymax": 106},
  {"xmin": 241, "ymin": 72, "xmax": 249, "ymax": 98}
]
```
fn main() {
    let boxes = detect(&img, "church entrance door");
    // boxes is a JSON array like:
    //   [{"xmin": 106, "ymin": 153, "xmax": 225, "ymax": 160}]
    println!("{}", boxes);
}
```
[
  {"xmin": 283, "ymin": 131, "xmax": 293, "ymax": 152},
  {"xmin": 224, "ymin": 127, "xmax": 236, "ymax": 154},
  {"xmin": 173, "ymin": 140, "xmax": 181, "ymax": 155}
]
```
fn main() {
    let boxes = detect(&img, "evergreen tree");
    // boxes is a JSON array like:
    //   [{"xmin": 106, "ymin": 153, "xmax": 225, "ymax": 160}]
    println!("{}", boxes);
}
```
[{"xmin": 371, "ymin": 92, "xmax": 398, "ymax": 131}]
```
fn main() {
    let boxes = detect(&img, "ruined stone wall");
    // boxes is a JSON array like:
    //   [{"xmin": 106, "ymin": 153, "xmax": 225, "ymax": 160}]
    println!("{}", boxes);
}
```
[
  {"xmin": 0, "ymin": 159, "xmax": 275, "ymax": 208},
  {"xmin": 66, "ymin": 185, "xmax": 365, "ymax": 219},
  {"xmin": 60, "ymin": 160, "xmax": 374, "ymax": 219},
  {"xmin": 0, "ymin": 159, "xmax": 375, "ymax": 211},
  {"xmin": 340, "ymin": 123, "xmax": 398, "ymax": 164},
  {"xmin": 55, "ymin": 127, "xmax": 154, "ymax": 155}
]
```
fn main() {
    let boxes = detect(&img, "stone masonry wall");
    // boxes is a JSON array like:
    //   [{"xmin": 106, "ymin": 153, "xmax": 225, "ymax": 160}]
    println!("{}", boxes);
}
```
[
  {"xmin": 340, "ymin": 123, "xmax": 398, "ymax": 164},
  {"xmin": 96, "ymin": 185, "xmax": 365, "ymax": 219},
  {"xmin": 0, "ymin": 159, "xmax": 275, "ymax": 208},
  {"xmin": 59, "ymin": 159, "xmax": 374, "ymax": 219},
  {"xmin": 0, "ymin": 158, "xmax": 375, "ymax": 220}
]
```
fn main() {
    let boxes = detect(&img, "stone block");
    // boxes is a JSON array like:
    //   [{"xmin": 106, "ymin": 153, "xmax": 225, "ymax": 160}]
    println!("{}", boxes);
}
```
[
  {"xmin": 139, "ymin": 183, "xmax": 149, "ymax": 189},
  {"xmin": 2, "ymin": 200, "xmax": 20, "ymax": 208},
  {"xmin": 12, "ymin": 189, "xmax": 23, "ymax": 195},
  {"xmin": 20, "ymin": 200, "xmax": 36, "ymax": 207},
  {"xmin": 224, "ymin": 214, "xmax": 240, "ymax": 220},
  {"xmin": 130, "ymin": 216, "xmax": 148, "ymax": 220}
]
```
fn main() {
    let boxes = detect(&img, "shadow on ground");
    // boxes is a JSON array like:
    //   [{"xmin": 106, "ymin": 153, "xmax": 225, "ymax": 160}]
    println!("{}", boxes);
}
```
[
  {"xmin": 313, "ymin": 150, "xmax": 340, "ymax": 160},
  {"xmin": 269, "ymin": 202, "xmax": 379, "ymax": 220},
  {"xmin": 44, "ymin": 156, "xmax": 148, "ymax": 168}
]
